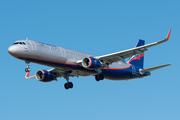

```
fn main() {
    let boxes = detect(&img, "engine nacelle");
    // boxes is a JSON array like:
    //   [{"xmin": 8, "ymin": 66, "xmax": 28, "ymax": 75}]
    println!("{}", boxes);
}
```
[
  {"xmin": 36, "ymin": 70, "xmax": 55, "ymax": 82},
  {"xmin": 82, "ymin": 57, "xmax": 101, "ymax": 69}
]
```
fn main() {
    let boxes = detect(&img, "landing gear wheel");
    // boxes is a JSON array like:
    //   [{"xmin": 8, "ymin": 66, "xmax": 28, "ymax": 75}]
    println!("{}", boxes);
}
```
[
  {"xmin": 64, "ymin": 82, "xmax": 74, "ymax": 89},
  {"xmin": 95, "ymin": 73, "xmax": 104, "ymax": 81},
  {"xmin": 95, "ymin": 75, "xmax": 100, "ymax": 81},
  {"xmin": 99, "ymin": 74, "xmax": 104, "ymax": 80},
  {"xmin": 64, "ymin": 83, "xmax": 69, "ymax": 89},
  {"xmin": 68, "ymin": 82, "xmax": 73, "ymax": 88},
  {"xmin": 25, "ymin": 68, "xmax": 30, "ymax": 72}
]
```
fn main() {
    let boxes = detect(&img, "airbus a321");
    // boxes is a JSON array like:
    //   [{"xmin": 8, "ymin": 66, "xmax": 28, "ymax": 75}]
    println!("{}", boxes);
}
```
[{"xmin": 8, "ymin": 29, "xmax": 172, "ymax": 89}]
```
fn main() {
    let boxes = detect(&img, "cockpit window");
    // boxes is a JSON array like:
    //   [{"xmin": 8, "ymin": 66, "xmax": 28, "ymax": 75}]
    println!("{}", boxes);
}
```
[
  {"xmin": 13, "ymin": 42, "xmax": 18, "ymax": 45},
  {"xmin": 13, "ymin": 42, "xmax": 26, "ymax": 45}
]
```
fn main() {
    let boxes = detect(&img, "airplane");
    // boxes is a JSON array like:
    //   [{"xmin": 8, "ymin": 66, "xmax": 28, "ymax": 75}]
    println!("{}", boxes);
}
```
[{"xmin": 8, "ymin": 29, "xmax": 172, "ymax": 89}]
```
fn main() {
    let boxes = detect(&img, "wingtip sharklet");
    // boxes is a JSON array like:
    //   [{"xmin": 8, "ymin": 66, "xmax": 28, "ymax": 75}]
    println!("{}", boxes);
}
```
[
  {"xmin": 25, "ymin": 72, "xmax": 30, "ymax": 78},
  {"xmin": 166, "ymin": 29, "xmax": 172, "ymax": 40},
  {"xmin": 25, "ymin": 71, "xmax": 36, "ymax": 79}
]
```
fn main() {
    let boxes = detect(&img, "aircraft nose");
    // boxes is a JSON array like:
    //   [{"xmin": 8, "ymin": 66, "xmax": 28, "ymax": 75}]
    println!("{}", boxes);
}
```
[{"xmin": 8, "ymin": 46, "xmax": 17, "ymax": 56}]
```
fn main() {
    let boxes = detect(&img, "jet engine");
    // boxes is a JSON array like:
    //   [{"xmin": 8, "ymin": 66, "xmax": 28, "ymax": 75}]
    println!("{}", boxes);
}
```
[
  {"xmin": 36, "ymin": 70, "xmax": 56, "ymax": 82},
  {"xmin": 82, "ymin": 57, "xmax": 101, "ymax": 69}
]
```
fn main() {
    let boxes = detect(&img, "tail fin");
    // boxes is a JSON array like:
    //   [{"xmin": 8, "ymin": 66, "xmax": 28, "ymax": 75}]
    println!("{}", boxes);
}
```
[{"xmin": 128, "ymin": 39, "xmax": 145, "ymax": 68}]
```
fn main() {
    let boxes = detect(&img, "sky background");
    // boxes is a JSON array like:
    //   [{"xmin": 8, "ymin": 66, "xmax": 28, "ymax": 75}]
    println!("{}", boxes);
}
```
[{"xmin": 0, "ymin": 0, "xmax": 179, "ymax": 120}]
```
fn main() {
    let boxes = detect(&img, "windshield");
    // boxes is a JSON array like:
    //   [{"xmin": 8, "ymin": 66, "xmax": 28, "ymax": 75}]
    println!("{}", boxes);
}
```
[{"xmin": 13, "ymin": 42, "xmax": 26, "ymax": 45}]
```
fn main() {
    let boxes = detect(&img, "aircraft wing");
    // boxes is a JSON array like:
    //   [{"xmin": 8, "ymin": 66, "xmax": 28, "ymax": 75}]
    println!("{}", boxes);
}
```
[
  {"xmin": 49, "ymin": 68, "xmax": 78, "ymax": 78},
  {"xmin": 25, "ymin": 68, "xmax": 78, "ymax": 80},
  {"xmin": 94, "ymin": 29, "xmax": 171, "ymax": 64}
]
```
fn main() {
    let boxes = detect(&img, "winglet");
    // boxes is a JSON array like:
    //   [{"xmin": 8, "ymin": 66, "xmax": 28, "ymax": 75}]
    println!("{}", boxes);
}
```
[
  {"xmin": 25, "ymin": 72, "xmax": 30, "ymax": 78},
  {"xmin": 25, "ymin": 71, "xmax": 36, "ymax": 79},
  {"xmin": 166, "ymin": 29, "xmax": 172, "ymax": 40}
]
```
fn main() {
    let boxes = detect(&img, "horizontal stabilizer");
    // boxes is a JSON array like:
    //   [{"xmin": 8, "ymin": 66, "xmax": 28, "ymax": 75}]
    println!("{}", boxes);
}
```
[
  {"xmin": 25, "ymin": 72, "xmax": 36, "ymax": 79},
  {"xmin": 139, "ymin": 64, "xmax": 171, "ymax": 74}
]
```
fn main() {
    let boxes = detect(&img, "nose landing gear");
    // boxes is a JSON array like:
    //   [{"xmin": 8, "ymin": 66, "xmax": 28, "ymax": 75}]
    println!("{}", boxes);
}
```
[{"xmin": 25, "ymin": 60, "xmax": 31, "ymax": 72}]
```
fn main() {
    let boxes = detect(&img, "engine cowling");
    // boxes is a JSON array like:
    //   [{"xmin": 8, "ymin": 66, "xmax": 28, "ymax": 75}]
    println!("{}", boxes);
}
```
[
  {"xmin": 36, "ymin": 70, "xmax": 55, "ymax": 82},
  {"xmin": 82, "ymin": 57, "xmax": 101, "ymax": 69}
]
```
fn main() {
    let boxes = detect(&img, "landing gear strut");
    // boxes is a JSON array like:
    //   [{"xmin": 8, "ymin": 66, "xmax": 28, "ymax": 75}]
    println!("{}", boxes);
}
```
[{"xmin": 25, "ymin": 60, "xmax": 31, "ymax": 72}]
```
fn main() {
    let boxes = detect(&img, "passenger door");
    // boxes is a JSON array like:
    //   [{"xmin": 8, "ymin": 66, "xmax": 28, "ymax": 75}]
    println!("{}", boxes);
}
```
[{"xmin": 29, "ymin": 40, "xmax": 36, "ymax": 50}]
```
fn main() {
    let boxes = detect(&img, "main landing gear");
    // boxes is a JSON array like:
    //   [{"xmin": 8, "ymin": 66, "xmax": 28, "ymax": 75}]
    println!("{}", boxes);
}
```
[
  {"xmin": 63, "ymin": 71, "xmax": 74, "ymax": 90},
  {"xmin": 64, "ymin": 82, "xmax": 73, "ymax": 89},
  {"xmin": 25, "ymin": 60, "xmax": 31, "ymax": 72},
  {"xmin": 95, "ymin": 73, "xmax": 104, "ymax": 81}
]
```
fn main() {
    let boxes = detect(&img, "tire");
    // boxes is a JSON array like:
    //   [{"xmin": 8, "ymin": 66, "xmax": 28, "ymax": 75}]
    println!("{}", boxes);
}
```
[
  {"xmin": 95, "ymin": 75, "xmax": 100, "ymax": 81},
  {"xmin": 64, "ymin": 83, "xmax": 69, "ymax": 89},
  {"xmin": 68, "ymin": 82, "xmax": 73, "ymax": 89},
  {"xmin": 99, "ymin": 74, "xmax": 104, "ymax": 80}
]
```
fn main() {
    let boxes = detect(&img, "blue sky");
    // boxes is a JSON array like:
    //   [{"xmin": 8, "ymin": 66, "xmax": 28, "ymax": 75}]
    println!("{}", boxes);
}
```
[{"xmin": 1, "ymin": 0, "xmax": 179, "ymax": 120}]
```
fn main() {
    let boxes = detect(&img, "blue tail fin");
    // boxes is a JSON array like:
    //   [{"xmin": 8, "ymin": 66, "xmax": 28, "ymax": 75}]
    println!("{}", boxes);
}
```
[{"xmin": 128, "ymin": 39, "xmax": 145, "ymax": 68}]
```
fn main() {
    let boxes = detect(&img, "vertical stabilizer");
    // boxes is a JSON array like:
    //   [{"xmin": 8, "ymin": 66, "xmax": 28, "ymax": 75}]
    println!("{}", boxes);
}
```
[{"xmin": 128, "ymin": 39, "xmax": 145, "ymax": 68}]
